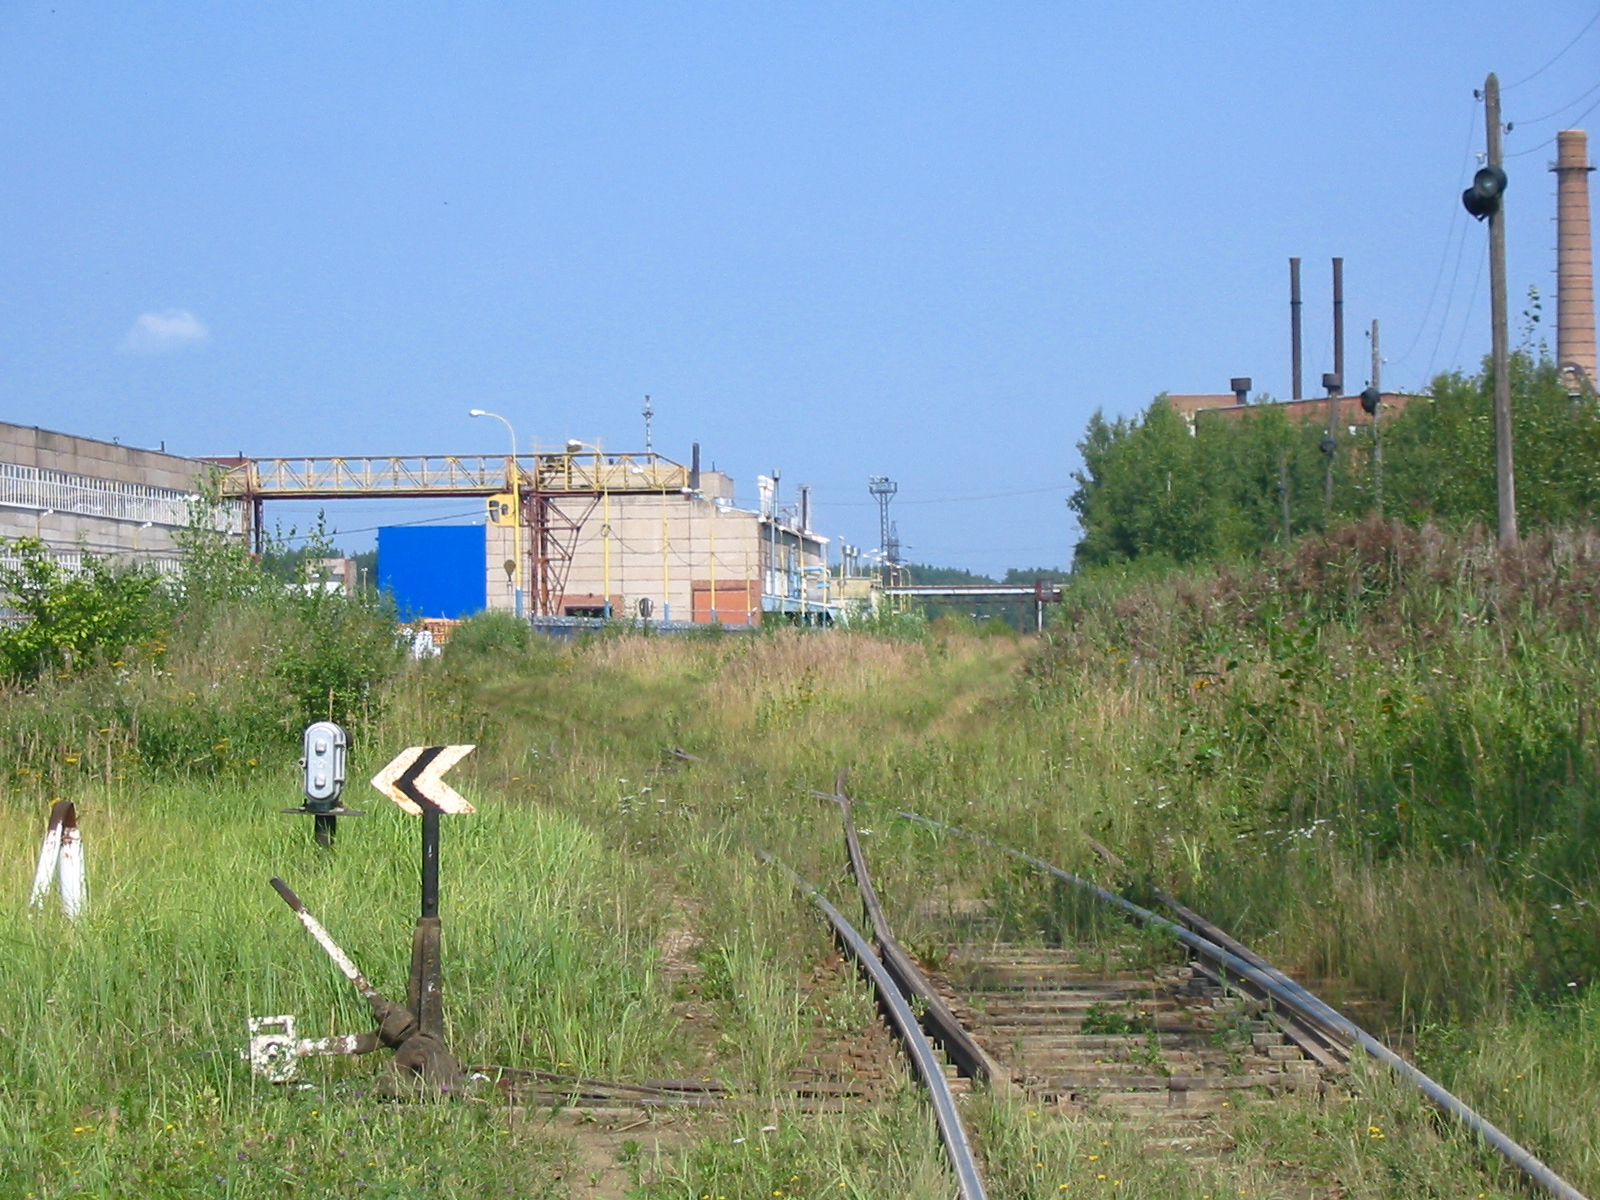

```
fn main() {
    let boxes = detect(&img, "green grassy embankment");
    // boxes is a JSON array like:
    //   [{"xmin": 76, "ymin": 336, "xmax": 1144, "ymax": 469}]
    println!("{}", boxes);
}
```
[{"xmin": 5, "ymin": 524, "xmax": 1598, "ymax": 1197}]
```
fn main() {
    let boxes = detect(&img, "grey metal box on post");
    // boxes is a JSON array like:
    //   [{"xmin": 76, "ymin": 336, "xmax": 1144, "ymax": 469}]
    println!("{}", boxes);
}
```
[{"xmin": 283, "ymin": 721, "xmax": 364, "ymax": 847}]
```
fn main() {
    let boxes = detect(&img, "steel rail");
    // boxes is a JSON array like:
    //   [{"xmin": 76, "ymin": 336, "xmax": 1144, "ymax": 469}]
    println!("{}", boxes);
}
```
[
  {"xmin": 761, "ymin": 852, "xmax": 988, "ymax": 1200},
  {"xmin": 896, "ymin": 812, "xmax": 1590, "ymax": 1200},
  {"xmin": 827, "ymin": 779, "xmax": 1007, "ymax": 1087}
]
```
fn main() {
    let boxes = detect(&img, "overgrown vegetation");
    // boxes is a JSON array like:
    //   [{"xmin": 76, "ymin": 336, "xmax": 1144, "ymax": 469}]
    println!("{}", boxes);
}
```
[{"xmin": 4, "ymin": 502, "xmax": 1599, "ymax": 1196}]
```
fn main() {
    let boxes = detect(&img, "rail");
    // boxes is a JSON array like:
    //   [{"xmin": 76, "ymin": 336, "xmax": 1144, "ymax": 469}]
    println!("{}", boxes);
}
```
[
  {"xmin": 896, "ymin": 811, "xmax": 1590, "ymax": 1200},
  {"xmin": 762, "ymin": 852, "xmax": 988, "ymax": 1200},
  {"xmin": 821, "ymin": 776, "xmax": 1007, "ymax": 1085}
]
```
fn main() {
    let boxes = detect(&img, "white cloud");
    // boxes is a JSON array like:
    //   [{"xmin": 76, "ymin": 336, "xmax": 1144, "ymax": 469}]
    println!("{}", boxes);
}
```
[{"xmin": 120, "ymin": 309, "xmax": 209, "ymax": 354}]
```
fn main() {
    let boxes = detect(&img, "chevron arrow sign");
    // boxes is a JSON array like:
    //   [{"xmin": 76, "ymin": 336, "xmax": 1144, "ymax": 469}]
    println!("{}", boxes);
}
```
[{"xmin": 370, "ymin": 745, "xmax": 476, "ymax": 815}]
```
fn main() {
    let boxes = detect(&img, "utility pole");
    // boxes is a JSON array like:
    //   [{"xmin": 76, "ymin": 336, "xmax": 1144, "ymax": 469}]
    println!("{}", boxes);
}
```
[
  {"xmin": 1371, "ymin": 319, "xmax": 1383, "ymax": 512},
  {"xmin": 1322, "ymin": 258, "xmax": 1344, "ymax": 517},
  {"xmin": 1333, "ymin": 257, "xmax": 1345, "ymax": 393},
  {"xmin": 1290, "ymin": 257, "xmax": 1303, "ymax": 400},
  {"xmin": 1278, "ymin": 451, "xmax": 1292, "ymax": 540},
  {"xmin": 1484, "ymin": 74, "xmax": 1517, "ymax": 548}
]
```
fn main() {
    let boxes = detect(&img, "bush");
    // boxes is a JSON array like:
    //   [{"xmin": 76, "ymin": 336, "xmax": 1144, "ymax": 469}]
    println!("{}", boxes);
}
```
[
  {"xmin": 0, "ymin": 539, "xmax": 166, "ymax": 681},
  {"xmin": 445, "ymin": 610, "xmax": 533, "ymax": 658}
]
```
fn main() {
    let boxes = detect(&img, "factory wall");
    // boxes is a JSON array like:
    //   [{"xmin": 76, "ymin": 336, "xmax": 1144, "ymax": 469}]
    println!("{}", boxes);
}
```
[
  {"xmin": 482, "ymin": 474, "xmax": 835, "ymax": 623},
  {"xmin": 0, "ymin": 420, "xmax": 234, "ymax": 568}
]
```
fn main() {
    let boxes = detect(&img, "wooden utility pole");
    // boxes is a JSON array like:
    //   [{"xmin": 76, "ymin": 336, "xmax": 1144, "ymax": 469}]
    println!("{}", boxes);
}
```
[
  {"xmin": 1484, "ymin": 73, "xmax": 1518, "ymax": 547},
  {"xmin": 1290, "ymin": 258, "xmax": 1303, "ymax": 400},
  {"xmin": 1278, "ymin": 450, "xmax": 1292, "ymax": 540},
  {"xmin": 1323, "ymin": 258, "xmax": 1344, "ymax": 517},
  {"xmin": 1371, "ymin": 319, "xmax": 1384, "ymax": 511}
]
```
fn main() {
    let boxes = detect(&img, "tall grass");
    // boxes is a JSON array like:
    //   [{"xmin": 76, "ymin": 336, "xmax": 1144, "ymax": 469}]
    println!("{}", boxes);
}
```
[{"xmin": 6, "ymin": 529, "xmax": 1600, "ymax": 1196}]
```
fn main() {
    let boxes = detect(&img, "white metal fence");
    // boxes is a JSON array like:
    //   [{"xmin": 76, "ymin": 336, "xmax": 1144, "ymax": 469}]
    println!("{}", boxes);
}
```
[{"xmin": 0, "ymin": 461, "xmax": 244, "ymax": 531}]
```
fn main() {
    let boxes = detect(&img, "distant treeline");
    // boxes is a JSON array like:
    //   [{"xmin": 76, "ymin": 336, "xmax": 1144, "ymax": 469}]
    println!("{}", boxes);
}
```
[{"xmin": 1070, "ymin": 353, "xmax": 1600, "ymax": 569}]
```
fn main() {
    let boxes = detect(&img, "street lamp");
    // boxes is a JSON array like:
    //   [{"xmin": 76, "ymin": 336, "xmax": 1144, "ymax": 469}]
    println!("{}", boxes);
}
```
[
  {"xmin": 469, "ymin": 409, "xmax": 524, "ymax": 618},
  {"xmin": 565, "ymin": 439, "xmax": 613, "ymax": 618}
]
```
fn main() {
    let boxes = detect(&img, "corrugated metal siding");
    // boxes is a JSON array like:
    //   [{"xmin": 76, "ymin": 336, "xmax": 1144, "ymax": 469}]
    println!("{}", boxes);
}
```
[{"xmin": 377, "ymin": 526, "xmax": 486, "ymax": 619}]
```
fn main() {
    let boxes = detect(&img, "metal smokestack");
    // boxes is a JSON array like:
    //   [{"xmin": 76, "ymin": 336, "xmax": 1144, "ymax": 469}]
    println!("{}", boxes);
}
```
[
  {"xmin": 690, "ymin": 442, "xmax": 701, "ymax": 490},
  {"xmin": 1553, "ymin": 130, "xmax": 1597, "ymax": 394},
  {"xmin": 1290, "ymin": 258, "xmax": 1303, "ymax": 399}
]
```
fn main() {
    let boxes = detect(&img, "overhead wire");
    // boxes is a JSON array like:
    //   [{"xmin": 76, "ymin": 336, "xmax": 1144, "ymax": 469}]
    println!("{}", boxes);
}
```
[
  {"xmin": 1512, "ymin": 77, "xmax": 1600, "ymax": 127},
  {"xmin": 1447, "ymin": 241, "xmax": 1490, "ymax": 372},
  {"xmin": 815, "ymin": 483, "xmax": 1072, "ymax": 507},
  {"xmin": 1392, "ymin": 103, "xmax": 1481, "ymax": 374},
  {"xmin": 1507, "ymin": 93, "xmax": 1600, "ymax": 157},
  {"xmin": 274, "ymin": 506, "xmax": 485, "ymax": 543},
  {"xmin": 1422, "ymin": 196, "xmax": 1477, "ymax": 387},
  {"xmin": 1503, "ymin": 6, "xmax": 1600, "ymax": 89}
]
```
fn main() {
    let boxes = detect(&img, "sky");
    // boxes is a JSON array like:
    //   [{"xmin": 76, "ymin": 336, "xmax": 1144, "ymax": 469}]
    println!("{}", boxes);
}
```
[{"xmin": 0, "ymin": 3, "xmax": 1596, "ymax": 575}]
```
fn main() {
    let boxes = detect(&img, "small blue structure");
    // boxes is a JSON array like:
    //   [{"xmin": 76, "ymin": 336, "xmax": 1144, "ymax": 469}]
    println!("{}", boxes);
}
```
[{"xmin": 377, "ymin": 526, "xmax": 486, "ymax": 620}]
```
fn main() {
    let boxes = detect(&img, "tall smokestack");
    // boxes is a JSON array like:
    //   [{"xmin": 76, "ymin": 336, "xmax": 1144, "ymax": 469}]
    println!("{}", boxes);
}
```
[
  {"xmin": 690, "ymin": 442, "xmax": 701, "ymax": 490},
  {"xmin": 1290, "ymin": 258, "xmax": 1303, "ymax": 399},
  {"xmin": 1553, "ymin": 129, "xmax": 1597, "ymax": 394}
]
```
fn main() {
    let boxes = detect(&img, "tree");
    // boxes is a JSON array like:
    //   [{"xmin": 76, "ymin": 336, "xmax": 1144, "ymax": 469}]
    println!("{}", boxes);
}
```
[{"xmin": 0, "ymin": 540, "xmax": 164, "ymax": 680}]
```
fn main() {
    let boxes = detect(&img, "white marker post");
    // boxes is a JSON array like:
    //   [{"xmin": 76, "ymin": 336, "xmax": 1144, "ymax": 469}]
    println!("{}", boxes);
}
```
[{"xmin": 29, "ymin": 801, "xmax": 86, "ymax": 920}]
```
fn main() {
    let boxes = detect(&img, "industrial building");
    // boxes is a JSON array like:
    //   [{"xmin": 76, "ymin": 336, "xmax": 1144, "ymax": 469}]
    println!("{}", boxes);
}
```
[
  {"xmin": 211, "ymin": 447, "xmax": 861, "ymax": 625},
  {"xmin": 480, "ymin": 462, "xmax": 839, "ymax": 624},
  {"xmin": 0, "ymin": 420, "xmax": 240, "ymax": 571}
]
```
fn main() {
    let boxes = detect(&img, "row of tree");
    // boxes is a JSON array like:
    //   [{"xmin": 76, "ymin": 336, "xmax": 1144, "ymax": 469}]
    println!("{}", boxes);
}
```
[{"xmin": 1070, "ymin": 354, "xmax": 1600, "ymax": 568}]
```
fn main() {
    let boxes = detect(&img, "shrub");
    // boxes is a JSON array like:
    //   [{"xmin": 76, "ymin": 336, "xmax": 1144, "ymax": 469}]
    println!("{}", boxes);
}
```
[
  {"xmin": 445, "ymin": 610, "xmax": 533, "ymax": 658},
  {"xmin": 0, "ymin": 538, "xmax": 166, "ymax": 681}
]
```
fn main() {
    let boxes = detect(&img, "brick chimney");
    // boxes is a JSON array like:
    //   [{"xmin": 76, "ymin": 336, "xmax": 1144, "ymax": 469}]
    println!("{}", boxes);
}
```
[{"xmin": 1553, "ymin": 129, "xmax": 1596, "ymax": 394}]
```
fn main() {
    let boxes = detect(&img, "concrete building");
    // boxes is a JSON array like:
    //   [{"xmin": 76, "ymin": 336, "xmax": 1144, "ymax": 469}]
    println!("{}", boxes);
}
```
[
  {"xmin": 484, "ymin": 468, "xmax": 842, "ymax": 624},
  {"xmin": 0, "ymin": 421, "xmax": 238, "ymax": 571}
]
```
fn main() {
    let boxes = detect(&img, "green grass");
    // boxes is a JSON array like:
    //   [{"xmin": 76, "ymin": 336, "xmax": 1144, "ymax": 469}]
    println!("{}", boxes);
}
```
[{"xmin": 5, "ymin": 534, "xmax": 1600, "ymax": 1197}]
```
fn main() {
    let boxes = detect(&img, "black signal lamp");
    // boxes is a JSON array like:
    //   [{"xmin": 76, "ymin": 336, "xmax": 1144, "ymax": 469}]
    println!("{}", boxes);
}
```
[
  {"xmin": 1360, "ymin": 387, "xmax": 1381, "ymax": 416},
  {"xmin": 1462, "ymin": 165, "xmax": 1507, "ymax": 220}
]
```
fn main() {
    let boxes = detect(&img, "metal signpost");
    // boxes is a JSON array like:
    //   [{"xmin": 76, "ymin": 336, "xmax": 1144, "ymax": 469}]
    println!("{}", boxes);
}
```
[
  {"xmin": 251, "ymin": 743, "xmax": 476, "ymax": 1095},
  {"xmin": 371, "ymin": 743, "xmax": 476, "ymax": 1085}
]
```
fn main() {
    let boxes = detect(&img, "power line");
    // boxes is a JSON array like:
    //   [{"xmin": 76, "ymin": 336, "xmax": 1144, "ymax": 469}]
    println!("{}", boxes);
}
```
[
  {"xmin": 1505, "ymin": 6, "xmax": 1600, "ymax": 89},
  {"xmin": 275, "ymin": 507, "xmax": 484, "ymax": 543},
  {"xmin": 1507, "ymin": 94, "xmax": 1600, "ymax": 157},
  {"xmin": 1512, "ymin": 77, "xmax": 1600, "ymax": 126},
  {"xmin": 1422, "ymin": 208, "xmax": 1476, "ymax": 387},
  {"xmin": 816, "ymin": 483, "xmax": 1073, "ymax": 508},
  {"xmin": 1448, "ymin": 241, "xmax": 1490, "ymax": 372},
  {"xmin": 1393, "ymin": 104, "xmax": 1481, "ymax": 371}
]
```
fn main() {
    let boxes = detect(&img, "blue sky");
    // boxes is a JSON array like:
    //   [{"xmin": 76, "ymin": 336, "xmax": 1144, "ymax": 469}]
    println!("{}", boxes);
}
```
[{"xmin": 1, "ymin": 3, "xmax": 1596, "ymax": 574}]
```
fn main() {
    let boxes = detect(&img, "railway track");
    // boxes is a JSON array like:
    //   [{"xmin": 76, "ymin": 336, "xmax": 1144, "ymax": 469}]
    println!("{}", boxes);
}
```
[
  {"xmin": 768, "ymin": 784, "xmax": 1590, "ymax": 1200},
  {"xmin": 937, "ymin": 941, "xmax": 1333, "ymax": 1152}
]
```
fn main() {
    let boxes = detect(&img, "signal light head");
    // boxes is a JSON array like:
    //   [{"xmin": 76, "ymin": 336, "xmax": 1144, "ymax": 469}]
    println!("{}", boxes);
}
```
[
  {"xmin": 1360, "ymin": 387, "xmax": 1381, "ymax": 416},
  {"xmin": 1462, "ymin": 165, "xmax": 1507, "ymax": 220}
]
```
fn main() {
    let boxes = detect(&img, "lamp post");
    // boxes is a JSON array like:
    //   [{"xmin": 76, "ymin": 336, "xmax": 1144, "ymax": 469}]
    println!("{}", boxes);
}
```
[
  {"xmin": 469, "ymin": 409, "xmax": 523, "ymax": 618},
  {"xmin": 566, "ymin": 440, "xmax": 612, "ymax": 618}
]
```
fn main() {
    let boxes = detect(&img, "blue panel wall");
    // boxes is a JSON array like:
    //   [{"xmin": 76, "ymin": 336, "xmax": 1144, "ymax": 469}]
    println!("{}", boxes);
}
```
[{"xmin": 377, "ymin": 526, "xmax": 486, "ymax": 620}]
